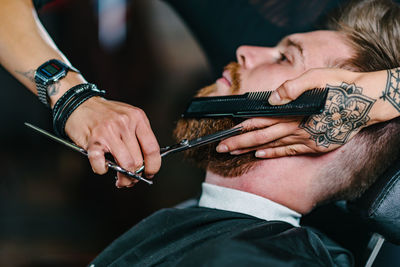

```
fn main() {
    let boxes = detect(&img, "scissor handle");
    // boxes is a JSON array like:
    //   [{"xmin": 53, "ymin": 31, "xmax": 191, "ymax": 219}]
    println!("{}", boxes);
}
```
[{"xmin": 106, "ymin": 160, "xmax": 152, "ymax": 185}]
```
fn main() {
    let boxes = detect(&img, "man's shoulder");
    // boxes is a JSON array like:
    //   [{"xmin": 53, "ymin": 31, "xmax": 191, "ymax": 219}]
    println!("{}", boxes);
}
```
[
  {"xmin": 177, "ymin": 224, "xmax": 353, "ymax": 267},
  {"xmin": 91, "ymin": 207, "xmax": 352, "ymax": 266},
  {"xmin": 90, "ymin": 207, "xmax": 293, "ymax": 266}
]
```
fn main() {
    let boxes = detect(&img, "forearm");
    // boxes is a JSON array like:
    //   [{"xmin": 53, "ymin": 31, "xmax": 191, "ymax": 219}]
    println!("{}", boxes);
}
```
[
  {"xmin": 350, "ymin": 67, "xmax": 400, "ymax": 125},
  {"xmin": 0, "ymin": 0, "xmax": 86, "ymax": 107},
  {"xmin": 379, "ymin": 67, "xmax": 400, "ymax": 117}
]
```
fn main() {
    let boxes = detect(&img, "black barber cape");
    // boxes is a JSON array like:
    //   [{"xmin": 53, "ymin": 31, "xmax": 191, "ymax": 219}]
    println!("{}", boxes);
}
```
[{"xmin": 90, "ymin": 207, "xmax": 353, "ymax": 266}]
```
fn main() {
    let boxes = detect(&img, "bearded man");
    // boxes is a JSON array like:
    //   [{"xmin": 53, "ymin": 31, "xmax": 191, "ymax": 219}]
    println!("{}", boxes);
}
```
[{"xmin": 89, "ymin": 0, "xmax": 400, "ymax": 266}]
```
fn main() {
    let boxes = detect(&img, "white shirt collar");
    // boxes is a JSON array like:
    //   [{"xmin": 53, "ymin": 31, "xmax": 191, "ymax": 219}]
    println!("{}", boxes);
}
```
[{"xmin": 198, "ymin": 183, "xmax": 301, "ymax": 227}]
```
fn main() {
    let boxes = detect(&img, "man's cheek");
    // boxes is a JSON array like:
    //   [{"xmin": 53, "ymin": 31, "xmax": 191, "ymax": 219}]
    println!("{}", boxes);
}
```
[{"xmin": 244, "ymin": 76, "xmax": 277, "ymax": 92}]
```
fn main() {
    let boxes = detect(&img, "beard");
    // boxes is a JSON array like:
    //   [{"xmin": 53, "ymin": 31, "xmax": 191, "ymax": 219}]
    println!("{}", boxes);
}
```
[{"xmin": 173, "ymin": 63, "xmax": 261, "ymax": 177}]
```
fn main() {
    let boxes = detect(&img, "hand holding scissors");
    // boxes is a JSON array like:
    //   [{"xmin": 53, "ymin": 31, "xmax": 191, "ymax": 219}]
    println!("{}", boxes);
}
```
[{"xmin": 25, "ymin": 122, "xmax": 242, "ymax": 185}]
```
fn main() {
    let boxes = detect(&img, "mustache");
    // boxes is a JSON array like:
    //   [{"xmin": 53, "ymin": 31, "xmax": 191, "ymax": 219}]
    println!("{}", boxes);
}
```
[
  {"xmin": 224, "ymin": 62, "xmax": 241, "ymax": 93},
  {"xmin": 195, "ymin": 62, "xmax": 241, "ymax": 97}
]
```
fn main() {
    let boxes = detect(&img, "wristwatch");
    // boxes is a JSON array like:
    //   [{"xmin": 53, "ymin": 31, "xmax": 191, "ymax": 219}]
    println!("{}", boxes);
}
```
[{"xmin": 35, "ymin": 59, "xmax": 80, "ymax": 107}]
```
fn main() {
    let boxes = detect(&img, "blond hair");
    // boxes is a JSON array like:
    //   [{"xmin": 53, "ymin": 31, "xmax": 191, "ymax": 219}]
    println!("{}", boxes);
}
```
[{"xmin": 317, "ymin": 0, "xmax": 400, "ymax": 203}]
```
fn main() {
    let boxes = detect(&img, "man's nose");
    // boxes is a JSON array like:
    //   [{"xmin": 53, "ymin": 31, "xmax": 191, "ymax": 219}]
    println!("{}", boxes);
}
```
[{"xmin": 236, "ymin": 46, "xmax": 274, "ymax": 69}]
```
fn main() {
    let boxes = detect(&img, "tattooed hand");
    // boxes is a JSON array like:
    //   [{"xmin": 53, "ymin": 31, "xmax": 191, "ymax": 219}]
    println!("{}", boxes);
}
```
[
  {"xmin": 300, "ymin": 83, "xmax": 375, "ymax": 147},
  {"xmin": 216, "ymin": 67, "xmax": 400, "ymax": 158}
]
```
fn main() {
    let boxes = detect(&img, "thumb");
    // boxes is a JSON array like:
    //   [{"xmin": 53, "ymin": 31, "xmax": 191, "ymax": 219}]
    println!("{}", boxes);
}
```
[
  {"xmin": 268, "ymin": 69, "xmax": 330, "ymax": 105},
  {"xmin": 268, "ymin": 80, "xmax": 299, "ymax": 105}
]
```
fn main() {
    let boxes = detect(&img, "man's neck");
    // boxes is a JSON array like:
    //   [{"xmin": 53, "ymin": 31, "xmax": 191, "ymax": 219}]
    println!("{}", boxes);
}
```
[{"xmin": 204, "ymin": 156, "xmax": 319, "ymax": 214}]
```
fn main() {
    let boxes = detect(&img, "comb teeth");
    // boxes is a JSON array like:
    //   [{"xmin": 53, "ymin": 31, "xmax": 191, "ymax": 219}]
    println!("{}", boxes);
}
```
[
  {"xmin": 247, "ymin": 91, "xmax": 272, "ymax": 101},
  {"xmin": 182, "ymin": 88, "xmax": 328, "ymax": 118}
]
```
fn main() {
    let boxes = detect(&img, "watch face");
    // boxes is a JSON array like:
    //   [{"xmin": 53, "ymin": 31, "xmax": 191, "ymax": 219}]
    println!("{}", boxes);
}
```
[
  {"xmin": 43, "ymin": 63, "xmax": 60, "ymax": 76},
  {"xmin": 37, "ymin": 59, "xmax": 66, "ymax": 80}
]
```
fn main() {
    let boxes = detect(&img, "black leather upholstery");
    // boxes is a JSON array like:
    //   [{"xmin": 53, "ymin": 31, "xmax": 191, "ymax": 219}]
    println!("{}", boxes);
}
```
[{"xmin": 349, "ymin": 158, "xmax": 400, "ymax": 245}]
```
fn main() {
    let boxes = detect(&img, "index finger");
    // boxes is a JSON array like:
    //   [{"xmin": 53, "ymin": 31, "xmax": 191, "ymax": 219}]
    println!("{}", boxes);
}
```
[
  {"xmin": 217, "ymin": 119, "xmax": 299, "ymax": 153},
  {"xmin": 135, "ymin": 116, "xmax": 161, "ymax": 177}
]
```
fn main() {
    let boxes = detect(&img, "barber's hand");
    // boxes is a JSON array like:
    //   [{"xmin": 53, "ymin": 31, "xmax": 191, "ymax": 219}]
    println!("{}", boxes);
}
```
[
  {"xmin": 217, "ymin": 68, "xmax": 396, "ymax": 158},
  {"xmin": 64, "ymin": 96, "xmax": 161, "ymax": 188}
]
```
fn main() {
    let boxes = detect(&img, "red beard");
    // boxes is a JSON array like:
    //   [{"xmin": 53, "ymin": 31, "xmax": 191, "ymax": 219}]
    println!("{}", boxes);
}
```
[{"xmin": 173, "ymin": 62, "xmax": 260, "ymax": 177}]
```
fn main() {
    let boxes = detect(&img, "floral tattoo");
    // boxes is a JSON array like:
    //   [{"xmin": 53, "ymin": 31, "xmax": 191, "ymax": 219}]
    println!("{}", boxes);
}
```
[
  {"xmin": 380, "ymin": 67, "xmax": 400, "ymax": 112},
  {"xmin": 300, "ymin": 83, "xmax": 375, "ymax": 147}
]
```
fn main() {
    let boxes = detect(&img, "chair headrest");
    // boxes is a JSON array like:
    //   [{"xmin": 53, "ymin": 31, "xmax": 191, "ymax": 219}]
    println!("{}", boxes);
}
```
[{"xmin": 348, "ymin": 158, "xmax": 400, "ymax": 244}]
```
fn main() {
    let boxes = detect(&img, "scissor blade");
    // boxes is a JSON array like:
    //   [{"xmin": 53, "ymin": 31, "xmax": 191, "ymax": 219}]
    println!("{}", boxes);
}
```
[
  {"xmin": 188, "ymin": 127, "xmax": 243, "ymax": 149},
  {"xmin": 24, "ymin": 122, "xmax": 86, "ymax": 155},
  {"xmin": 159, "ymin": 126, "xmax": 243, "ymax": 158},
  {"xmin": 187, "ymin": 126, "xmax": 243, "ymax": 148}
]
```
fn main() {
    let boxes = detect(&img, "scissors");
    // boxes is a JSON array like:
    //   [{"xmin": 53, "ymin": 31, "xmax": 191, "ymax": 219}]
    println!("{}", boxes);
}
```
[{"xmin": 25, "ymin": 122, "xmax": 243, "ymax": 185}]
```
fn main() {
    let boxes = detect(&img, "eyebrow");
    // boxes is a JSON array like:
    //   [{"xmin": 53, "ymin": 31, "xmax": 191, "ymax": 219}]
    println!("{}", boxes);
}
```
[{"xmin": 282, "ymin": 38, "xmax": 305, "ymax": 63}]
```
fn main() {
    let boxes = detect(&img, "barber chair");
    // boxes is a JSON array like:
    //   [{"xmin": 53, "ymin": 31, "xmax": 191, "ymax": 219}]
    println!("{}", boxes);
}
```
[{"xmin": 302, "ymin": 157, "xmax": 400, "ymax": 267}]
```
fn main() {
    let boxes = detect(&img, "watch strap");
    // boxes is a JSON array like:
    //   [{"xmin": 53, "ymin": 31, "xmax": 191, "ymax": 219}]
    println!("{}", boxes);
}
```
[{"xmin": 35, "ymin": 77, "xmax": 51, "ymax": 107}]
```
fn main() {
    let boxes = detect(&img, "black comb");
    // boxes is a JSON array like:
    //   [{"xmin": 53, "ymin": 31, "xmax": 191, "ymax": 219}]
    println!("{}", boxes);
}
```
[{"xmin": 182, "ymin": 88, "xmax": 328, "ymax": 118}]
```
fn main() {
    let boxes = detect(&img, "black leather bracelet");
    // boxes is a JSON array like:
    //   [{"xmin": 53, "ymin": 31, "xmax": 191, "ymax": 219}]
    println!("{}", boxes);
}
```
[
  {"xmin": 52, "ymin": 83, "xmax": 106, "ymax": 137},
  {"xmin": 52, "ymin": 84, "xmax": 95, "ymax": 126},
  {"xmin": 52, "ymin": 84, "xmax": 93, "ymax": 119}
]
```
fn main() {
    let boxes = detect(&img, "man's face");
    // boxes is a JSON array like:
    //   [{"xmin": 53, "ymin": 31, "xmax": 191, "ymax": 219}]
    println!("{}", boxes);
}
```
[
  {"xmin": 214, "ymin": 30, "xmax": 353, "ymax": 96},
  {"xmin": 175, "ymin": 30, "xmax": 354, "ymax": 177}
]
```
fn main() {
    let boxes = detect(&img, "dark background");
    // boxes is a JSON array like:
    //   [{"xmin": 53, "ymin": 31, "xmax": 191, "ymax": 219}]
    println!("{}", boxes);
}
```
[
  {"xmin": 0, "ymin": 0, "xmax": 399, "ymax": 266},
  {"xmin": 0, "ymin": 0, "xmax": 209, "ymax": 265}
]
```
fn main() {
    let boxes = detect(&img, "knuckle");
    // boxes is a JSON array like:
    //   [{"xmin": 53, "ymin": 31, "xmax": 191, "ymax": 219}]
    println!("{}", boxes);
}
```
[
  {"xmin": 282, "ymin": 81, "xmax": 297, "ymax": 100},
  {"xmin": 266, "ymin": 149, "xmax": 278, "ymax": 158},
  {"xmin": 269, "ymin": 140, "xmax": 280, "ymax": 147},
  {"xmin": 132, "ymin": 107, "xmax": 146, "ymax": 119},
  {"xmin": 286, "ymin": 146, "xmax": 299, "ymax": 156},
  {"xmin": 122, "ymin": 159, "xmax": 138, "ymax": 171},
  {"xmin": 145, "ymin": 144, "xmax": 160, "ymax": 156},
  {"xmin": 118, "ymin": 113, "xmax": 130, "ymax": 126}
]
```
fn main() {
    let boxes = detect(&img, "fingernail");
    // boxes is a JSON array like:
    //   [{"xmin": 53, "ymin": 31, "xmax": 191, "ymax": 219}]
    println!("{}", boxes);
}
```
[
  {"xmin": 255, "ymin": 150, "xmax": 266, "ymax": 157},
  {"xmin": 268, "ymin": 92, "xmax": 281, "ymax": 105},
  {"xmin": 230, "ymin": 150, "xmax": 241, "ymax": 155},
  {"xmin": 147, "ymin": 175, "xmax": 154, "ymax": 179},
  {"xmin": 216, "ymin": 144, "xmax": 229, "ymax": 153}
]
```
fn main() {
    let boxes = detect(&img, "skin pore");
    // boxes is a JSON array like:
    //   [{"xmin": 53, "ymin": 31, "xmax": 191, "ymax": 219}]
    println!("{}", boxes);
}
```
[{"xmin": 175, "ymin": 30, "xmax": 370, "ymax": 214}]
